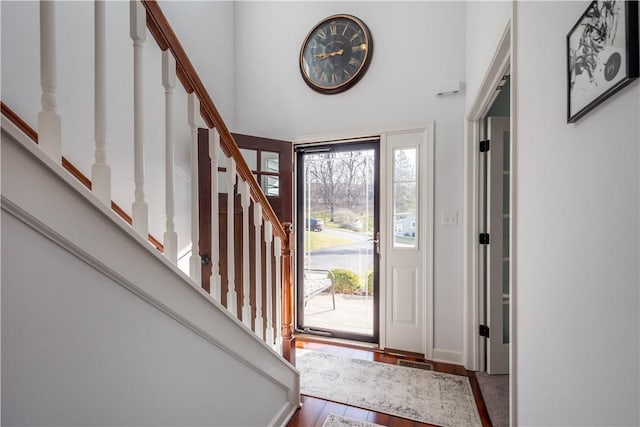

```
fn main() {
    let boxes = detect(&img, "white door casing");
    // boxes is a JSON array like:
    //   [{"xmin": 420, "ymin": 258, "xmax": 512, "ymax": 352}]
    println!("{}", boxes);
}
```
[
  {"xmin": 381, "ymin": 126, "xmax": 434, "ymax": 357},
  {"xmin": 487, "ymin": 116, "xmax": 510, "ymax": 375}
]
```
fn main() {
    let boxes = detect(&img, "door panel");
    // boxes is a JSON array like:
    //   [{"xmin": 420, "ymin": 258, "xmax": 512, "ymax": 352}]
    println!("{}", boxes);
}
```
[
  {"xmin": 487, "ymin": 116, "xmax": 510, "ymax": 375},
  {"xmin": 391, "ymin": 267, "xmax": 418, "ymax": 325}
]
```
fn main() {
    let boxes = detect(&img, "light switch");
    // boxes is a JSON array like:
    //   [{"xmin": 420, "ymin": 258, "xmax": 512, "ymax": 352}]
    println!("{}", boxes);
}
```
[{"xmin": 441, "ymin": 212, "xmax": 458, "ymax": 226}]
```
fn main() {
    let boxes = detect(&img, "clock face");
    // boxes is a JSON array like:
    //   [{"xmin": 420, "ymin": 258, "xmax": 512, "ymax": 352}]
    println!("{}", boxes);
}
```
[{"xmin": 299, "ymin": 15, "xmax": 373, "ymax": 94}]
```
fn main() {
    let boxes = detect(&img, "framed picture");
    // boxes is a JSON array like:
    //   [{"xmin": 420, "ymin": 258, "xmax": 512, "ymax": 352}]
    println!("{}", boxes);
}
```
[{"xmin": 567, "ymin": 0, "xmax": 639, "ymax": 123}]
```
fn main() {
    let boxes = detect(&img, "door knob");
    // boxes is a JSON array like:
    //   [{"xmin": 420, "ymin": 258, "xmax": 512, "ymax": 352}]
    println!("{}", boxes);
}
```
[{"xmin": 367, "ymin": 232, "xmax": 381, "ymax": 255}]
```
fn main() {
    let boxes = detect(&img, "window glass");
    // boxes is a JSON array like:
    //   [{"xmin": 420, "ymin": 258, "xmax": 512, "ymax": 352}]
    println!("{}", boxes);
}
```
[
  {"xmin": 262, "ymin": 151, "xmax": 279, "ymax": 172},
  {"xmin": 393, "ymin": 148, "xmax": 417, "ymax": 248},
  {"xmin": 261, "ymin": 175, "xmax": 280, "ymax": 196},
  {"xmin": 240, "ymin": 148, "xmax": 257, "ymax": 171}
]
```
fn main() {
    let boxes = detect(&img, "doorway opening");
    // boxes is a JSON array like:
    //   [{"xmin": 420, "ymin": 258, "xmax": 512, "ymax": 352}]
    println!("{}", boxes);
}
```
[
  {"xmin": 481, "ymin": 76, "xmax": 511, "ymax": 375},
  {"xmin": 295, "ymin": 140, "xmax": 380, "ymax": 343}
]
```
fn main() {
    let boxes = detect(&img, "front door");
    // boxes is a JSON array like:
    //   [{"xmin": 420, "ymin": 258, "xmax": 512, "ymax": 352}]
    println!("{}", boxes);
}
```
[{"xmin": 296, "ymin": 140, "xmax": 380, "ymax": 343}]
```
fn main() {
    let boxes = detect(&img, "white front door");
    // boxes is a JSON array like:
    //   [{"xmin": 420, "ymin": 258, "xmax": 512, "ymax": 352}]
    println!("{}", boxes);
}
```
[
  {"xmin": 382, "ymin": 128, "xmax": 433, "ymax": 356},
  {"xmin": 487, "ymin": 116, "xmax": 510, "ymax": 375}
]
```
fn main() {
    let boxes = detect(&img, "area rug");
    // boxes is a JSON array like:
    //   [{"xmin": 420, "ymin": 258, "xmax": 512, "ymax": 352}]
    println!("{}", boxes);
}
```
[
  {"xmin": 476, "ymin": 372, "xmax": 509, "ymax": 427},
  {"xmin": 322, "ymin": 413, "xmax": 384, "ymax": 427},
  {"xmin": 297, "ymin": 350, "xmax": 482, "ymax": 427}
]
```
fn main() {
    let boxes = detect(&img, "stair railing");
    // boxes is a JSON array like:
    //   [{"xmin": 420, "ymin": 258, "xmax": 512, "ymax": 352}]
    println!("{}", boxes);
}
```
[{"xmin": 21, "ymin": 0, "xmax": 296, "ymax": 362}]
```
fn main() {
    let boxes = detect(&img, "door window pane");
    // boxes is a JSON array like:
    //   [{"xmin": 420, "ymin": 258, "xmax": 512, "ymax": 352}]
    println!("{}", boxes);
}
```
[
  {"xmin": 393, "ymin": 148, "xmax": 417, "ymax": 248},
  {"xmin": 261, "ymin": 175, "xmax": 280, "ymax": 196},
  {"xmin": 240, "ymin": 148, "xmax": 257, "ymax": 170},
  {"xmin": 262, "ymin": 151, "xmax": 279, "ymax": 172}
]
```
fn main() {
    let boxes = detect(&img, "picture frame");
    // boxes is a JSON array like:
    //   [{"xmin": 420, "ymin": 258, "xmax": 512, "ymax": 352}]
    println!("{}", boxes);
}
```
[{"xmin": 567, "ymin": 0, "xmax": 639, "ymax": 123}]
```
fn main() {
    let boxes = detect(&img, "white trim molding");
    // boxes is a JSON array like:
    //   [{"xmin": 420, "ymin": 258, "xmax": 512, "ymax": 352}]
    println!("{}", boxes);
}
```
[{"xmin": 433, "ymin": 348, "xmax": 464, "ymax": 365}]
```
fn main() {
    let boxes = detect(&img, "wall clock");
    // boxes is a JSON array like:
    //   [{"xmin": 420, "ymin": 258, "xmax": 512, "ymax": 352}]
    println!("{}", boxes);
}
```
[{"xmin": 299, "ymin": 14, "xmax": 373, "ymax": 94}]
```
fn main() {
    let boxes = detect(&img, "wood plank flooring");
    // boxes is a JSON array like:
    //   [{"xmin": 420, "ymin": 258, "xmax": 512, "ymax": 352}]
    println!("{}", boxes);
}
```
[{"xmin": 287, "ymin": 339, "xmax": 492, "ymax": 427}]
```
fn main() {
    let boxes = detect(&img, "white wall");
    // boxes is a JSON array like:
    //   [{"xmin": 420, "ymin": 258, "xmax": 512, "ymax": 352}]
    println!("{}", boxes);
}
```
[
  {"xmin": 159, "ymin": 0, "xmax": 236, "ymax": 128},
  {"xmin": 1, "ymin": 1, "xmax": 235, "ymax": 253},
  {"xmin": 465, "ymin": 1, "xmax": 511, "ymax": 113},
  {"xmin": 515, "ymin": 1, "xmax": 639, "ymax": 425},
  {"xmin": 234, "ymin": 1, "xmax": 467, "ymax": 359}
]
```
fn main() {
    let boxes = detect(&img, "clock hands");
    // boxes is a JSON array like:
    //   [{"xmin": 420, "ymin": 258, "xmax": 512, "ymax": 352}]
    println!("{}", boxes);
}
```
[{"xmin": 313, "ymin": 49, "xmax": 344, "ymax": 59}]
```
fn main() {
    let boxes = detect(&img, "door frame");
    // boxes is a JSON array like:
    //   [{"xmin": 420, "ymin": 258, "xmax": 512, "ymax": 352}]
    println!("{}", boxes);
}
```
[
  {"xmin": 462, "ymin": 13, "xmax": 516, "ymax": 426},
  {"xmin": 293, "ymin": 125, "xmax": 434, "ymax": 356}
]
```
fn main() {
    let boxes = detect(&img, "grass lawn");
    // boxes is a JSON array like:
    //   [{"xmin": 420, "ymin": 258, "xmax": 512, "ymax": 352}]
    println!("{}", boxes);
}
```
[{"xmin": 304, "ymin": 231, "xmax": 353, "ymax": 251}]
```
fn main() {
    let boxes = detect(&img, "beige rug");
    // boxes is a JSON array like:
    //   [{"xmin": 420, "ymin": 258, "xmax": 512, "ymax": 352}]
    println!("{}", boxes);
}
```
[
  {"xmin": 297, "ymin": 350, "xmax": 482, "ymax": 427},
  {"xmin": 322, "ymin": 413, "xmax": 383, "ymax": 427}
]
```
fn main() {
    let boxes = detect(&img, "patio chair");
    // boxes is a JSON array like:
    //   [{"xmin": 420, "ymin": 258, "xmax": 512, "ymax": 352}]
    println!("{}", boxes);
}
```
[{"xmin": 303, "ymin": 269, "xmax": 336, "ymax": 310}]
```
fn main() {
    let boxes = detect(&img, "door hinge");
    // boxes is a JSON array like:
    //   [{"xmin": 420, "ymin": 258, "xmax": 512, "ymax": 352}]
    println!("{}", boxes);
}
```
[
  {"xmin": 480, "ymin": 140, "xmax": 490, "ymax": 152},
  {"xmin": 479, "ymin": 324, "xmax": 490, "ymax": 338},
  {"xmin": 479, "ymin": 233, "xmax": 490, "ymax": 245}
]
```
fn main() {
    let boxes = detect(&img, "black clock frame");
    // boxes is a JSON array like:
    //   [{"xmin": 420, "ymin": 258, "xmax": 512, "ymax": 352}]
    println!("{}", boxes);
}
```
[{"xmin": 299, "ymin": 14, "xmax": 373, "ymax": 95}]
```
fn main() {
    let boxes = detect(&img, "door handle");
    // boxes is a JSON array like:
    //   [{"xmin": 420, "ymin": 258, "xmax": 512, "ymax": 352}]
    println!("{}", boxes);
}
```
[{"xmin": 367, "ymin": 232, "xmax": 381, "ymax": 255}]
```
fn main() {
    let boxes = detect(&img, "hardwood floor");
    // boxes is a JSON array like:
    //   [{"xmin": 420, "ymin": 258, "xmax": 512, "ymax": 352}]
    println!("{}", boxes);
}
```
[{"xmin": 287, "ymin": 339, "xmax": 492, "ymax": 427}]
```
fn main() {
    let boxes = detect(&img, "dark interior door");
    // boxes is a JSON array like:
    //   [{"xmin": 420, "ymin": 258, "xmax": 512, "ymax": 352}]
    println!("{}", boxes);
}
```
[{"xmin": 198, "ymin": 131, "xmax": 293, "ymax": 294}]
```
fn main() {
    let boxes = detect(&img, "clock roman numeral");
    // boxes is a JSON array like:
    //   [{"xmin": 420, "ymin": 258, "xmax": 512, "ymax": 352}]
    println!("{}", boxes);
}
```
[
  {"xmin": 350, "ymin": 31, "xmax": 362, "ymax": 42},
  {"xmin": 329, "ymin": 24, "xmax": 337, "ymax": 36},
  {"xmin": 317, "ymin": 29, "xmax": 327, "ymax": 40},
  {"xmin": 349, "ymin": 57, "xmax": 362, "ymax": 68},
  {"xmin": 352, "ymin": 43, "xmax": 367, "ymax": 53}
]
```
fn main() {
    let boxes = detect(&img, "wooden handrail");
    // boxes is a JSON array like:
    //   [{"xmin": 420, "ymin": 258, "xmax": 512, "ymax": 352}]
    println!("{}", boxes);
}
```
[
  {"xmin": 1, "ymin": 101, "xmax": 164, "ymax": 252},
  {"xmin": 141, "ymin": 1, "xmax": 286, "ymax": 241}
]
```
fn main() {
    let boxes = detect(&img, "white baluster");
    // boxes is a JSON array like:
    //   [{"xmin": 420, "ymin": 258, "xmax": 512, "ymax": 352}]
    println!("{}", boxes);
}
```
[
  {"xmin": 264, "ymin": 221, "xmax": 274, "ymax": 346},
  {"xmin": 226, "ymin": 157, "xmax": 238, "ymax": 317},
  {"xmin": 254, "ymin": 203, "xmax": 264, "ymax": 339},
  {"xmin": 162, "ymin": 51, "xmax": 177, "ymax": 264},
  {"xmin": 274, "ymin": 236, "xmax": 283, "ymax": 352},
  {"xmin": 209, "ymin": 128, "xmax": 221, "ymax": 301},
  {"xmin": 38, "ymin": 0, "xmax": 61, "ymax": 162},
  {"xmin": 240, "ymin": 181, "xmax": 252, "ymax": 329},
  {"xmin": 187, "ymin": 93, "xmax": 201, "ymax": 284},
  {"xmin": 91, "ymin": 0, "xmax": 110, "ymax": 205},
  {"xmin": 130, "ymin": 0, "xmax": 148, "ymax": 237}
]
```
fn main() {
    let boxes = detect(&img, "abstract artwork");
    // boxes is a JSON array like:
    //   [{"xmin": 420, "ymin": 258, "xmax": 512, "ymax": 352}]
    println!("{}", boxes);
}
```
[{"xmin": 567, "ymin": 0, "xmax": 639, "ymax": 122}]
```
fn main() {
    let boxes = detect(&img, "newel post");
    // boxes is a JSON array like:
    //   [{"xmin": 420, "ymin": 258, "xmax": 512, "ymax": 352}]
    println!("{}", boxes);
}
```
[{"xmin": 281, "ymin": 222, "xmax": 295, "ymax": 364}]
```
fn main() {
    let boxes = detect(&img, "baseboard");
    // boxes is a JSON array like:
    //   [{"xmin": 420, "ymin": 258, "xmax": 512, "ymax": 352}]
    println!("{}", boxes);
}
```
[
  {"xmin": 268, "ymin": 401, "xmax": 299, "ymax": 427},
  {"xmin": 433, "ymin": 348, "xmax": 464, "ymax": 365}
]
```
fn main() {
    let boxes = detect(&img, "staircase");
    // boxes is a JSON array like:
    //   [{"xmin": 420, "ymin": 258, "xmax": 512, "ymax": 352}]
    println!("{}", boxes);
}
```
[{"xmin": 1, "ymin": 1, "xmax": 299, "ymax": 425}]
